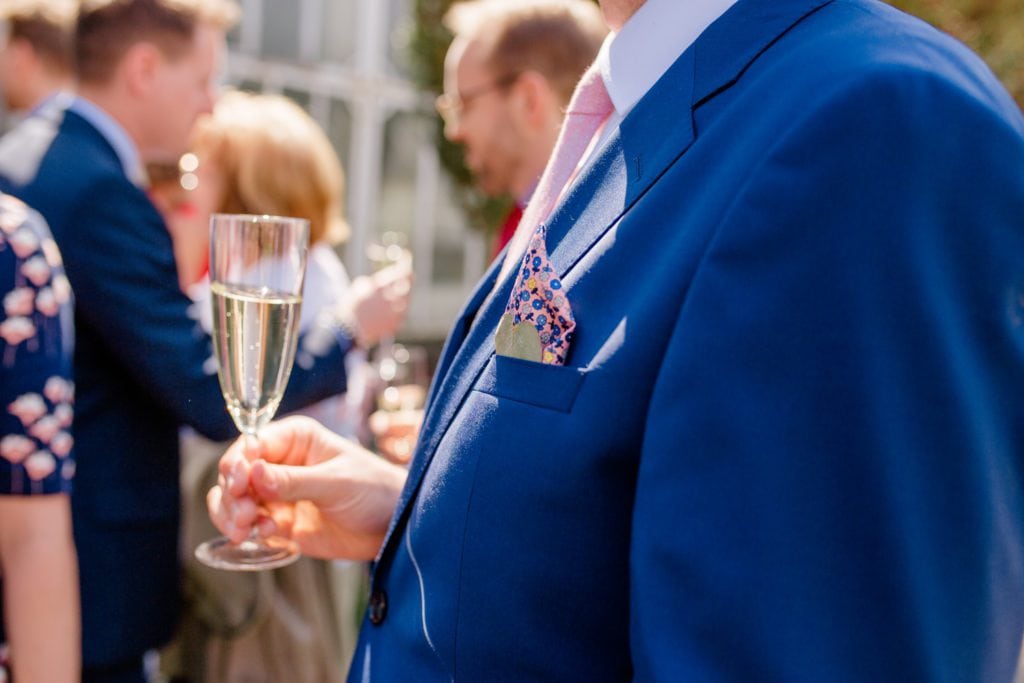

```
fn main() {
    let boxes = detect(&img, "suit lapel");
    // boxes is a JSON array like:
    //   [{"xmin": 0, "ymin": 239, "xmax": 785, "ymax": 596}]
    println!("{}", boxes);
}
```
[
  {"xmin": 376, "ymin": 0, "xmax": 836, "ymax": 562},
  {"xmin": 420, "ymin": 258, "xmax": 501, "ymax": 412},
  {"xmin": 545, "ymin": 47, "xmax": 697, "ymax": 277},
  {"xmin": 543, "ymin": 0, "xmax": 834, "ymax": 275},
  {"xmin": 382, "ymin": 257, "xmax": 512, "ymax": 544},
  {"xmin": 693, "ymin": 0, "xmax": 832, "ymax": 108}
]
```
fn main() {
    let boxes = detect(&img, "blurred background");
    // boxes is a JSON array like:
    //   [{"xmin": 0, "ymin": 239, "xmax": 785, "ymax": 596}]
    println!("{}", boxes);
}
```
[{"xmin": 2, "ymin": 0, "xmax": 1020, "ymax": 347}]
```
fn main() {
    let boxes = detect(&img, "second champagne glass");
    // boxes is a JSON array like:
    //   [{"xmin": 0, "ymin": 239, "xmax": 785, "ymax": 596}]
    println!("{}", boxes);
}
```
[
  {"xmin": 373, "ymin": 343, "xmax": 429, "ymax": 462},
  {"xmin": 194, "ymin": 213, "xmax": 308, "ymax": 571}
]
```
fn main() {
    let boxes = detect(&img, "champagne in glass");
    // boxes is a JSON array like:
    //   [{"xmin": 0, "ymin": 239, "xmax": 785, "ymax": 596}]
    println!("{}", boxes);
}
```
[
  {"xmin": 195, "ymin": 213, "xmax": 308, "ymax": 571},
  {"xmin": 211, "ymin": 282, "xmax": 302, "ymax": 437}
]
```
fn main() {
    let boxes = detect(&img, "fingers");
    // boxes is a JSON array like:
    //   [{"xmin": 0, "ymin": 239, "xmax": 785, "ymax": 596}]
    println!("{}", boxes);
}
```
[
  {"xmin": 350, "ymin": 257, "xmax": 414, "ymax": 345},
  {"xmin": 209, "ymin": 435, "xmax": 266, "ymax": 541},
  {"xmin": 217, "ymin": 436, "xmax": 255, "ymax": 496},
  {"xmin": 379, "ymin": 259, "xmax": 413, "ymax": 301},
  {"xmin": 374, "ymin": 250, "xmax": 413, "ymax": 282},
  {"xmin": 249, "ymin": 458, "xmax": 344, "ymax": 507},
  {"xmin": 206, "ymin": 482, "xmax": 259, "ymax": 543},
  {"xmin": 257, "ymin": 501, "xmax": 294, "ymax": 538},
  {"xmin": 207, "ymin": 417, "xmax": 348, "ymax": 543}
]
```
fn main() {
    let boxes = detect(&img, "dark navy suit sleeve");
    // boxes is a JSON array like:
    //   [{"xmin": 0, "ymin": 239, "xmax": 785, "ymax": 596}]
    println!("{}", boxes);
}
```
[
  {"xmin": 58, "ymin": 175, "xmax": 350, "ymax": 442},
  {"xmin": 630, "ymin": 63, "xmax": 1024, "ymax": 681}
]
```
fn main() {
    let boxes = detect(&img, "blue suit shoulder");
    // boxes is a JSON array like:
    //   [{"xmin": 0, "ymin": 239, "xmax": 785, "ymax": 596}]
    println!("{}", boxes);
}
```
[
  {"xmin": 0, "ymin": 105, "xmax": 133, "ymax": 236},
  {"xmin": 789, "ymin": 0, "xmax": 1021, "ymax": 127}
]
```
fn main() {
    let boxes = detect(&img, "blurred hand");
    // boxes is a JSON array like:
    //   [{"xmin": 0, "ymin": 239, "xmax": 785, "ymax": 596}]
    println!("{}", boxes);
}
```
[
  {"xmin": 369, "ymin": 408, "xmax": 424, "ymax": 465},
  {"xmin": 350, "ymin": 255, "xmax": 412, "ymax": 347},
  {"xmin": 206, "ymin": 416, "xmax": 408, "ymax": 561}
]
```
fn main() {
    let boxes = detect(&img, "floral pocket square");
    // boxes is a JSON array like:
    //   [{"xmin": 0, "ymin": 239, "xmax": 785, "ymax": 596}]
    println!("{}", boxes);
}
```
[{"xmin": 495, "ymin": 224, "xmax": 575, "ymax": 365}]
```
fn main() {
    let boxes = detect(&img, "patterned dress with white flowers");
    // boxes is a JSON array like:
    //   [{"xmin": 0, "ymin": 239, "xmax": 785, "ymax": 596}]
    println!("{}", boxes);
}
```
[
  {"xmin": 0, "ymin": 193, "xmax": 74, "ymax": 497},
  {"xmin": 0, "ymin": 193, "xmax": 75, "ymax": 679}
]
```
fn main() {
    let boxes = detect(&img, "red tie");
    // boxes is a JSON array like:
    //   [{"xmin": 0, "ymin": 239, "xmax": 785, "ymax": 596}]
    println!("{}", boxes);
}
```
[
  {"xmin": 499, "ymin": 64, "xmax": 614, "ymax": 282},
  {"xmin": 491, "ymin": 204, "xmax": 523, "ymax": 261}
]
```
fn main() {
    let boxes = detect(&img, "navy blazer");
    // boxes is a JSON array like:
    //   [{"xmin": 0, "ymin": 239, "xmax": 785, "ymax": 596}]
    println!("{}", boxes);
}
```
[
  {"xmin": 351, "ymin": 0, "xmax": 1024, "ymax": 680},
  {"xmin": 0, "ymin": 101, "xmax": 353, "ymax": 666}
]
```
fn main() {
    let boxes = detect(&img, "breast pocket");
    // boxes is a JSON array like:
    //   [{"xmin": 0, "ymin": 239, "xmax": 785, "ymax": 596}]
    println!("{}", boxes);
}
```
[{"xmin": 474, "ymin": 354, "xmax": 587, "ymax": 413}]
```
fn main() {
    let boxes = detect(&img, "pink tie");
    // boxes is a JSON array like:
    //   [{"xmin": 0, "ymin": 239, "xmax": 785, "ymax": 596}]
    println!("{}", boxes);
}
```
[
  {"xmin": 499, "ymin": 64, "xmax": 614, "ymax": 281},
  {"xmin": 495, "ymin": 64, "xmax": 613, "ymax": 365}
]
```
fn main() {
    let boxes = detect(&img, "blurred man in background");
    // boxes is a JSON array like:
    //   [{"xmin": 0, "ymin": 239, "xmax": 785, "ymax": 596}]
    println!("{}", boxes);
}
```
[
  {"xmin": 0, "ymin": 0, "xmax": 74, "ymax": 114},
  {"xmin": 438, "ymin": 0, "xmax": 606, "ymax": 259},
  {"xmin": 366, "ymin": 0, "xmax": 609, "ymax": 464}
]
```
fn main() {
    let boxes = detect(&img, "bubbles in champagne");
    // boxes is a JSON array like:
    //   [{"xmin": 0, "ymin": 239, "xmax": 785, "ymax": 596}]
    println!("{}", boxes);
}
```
[{"xmin": 210, "ymin": 281, "xmax": 302, "ymax": 435}]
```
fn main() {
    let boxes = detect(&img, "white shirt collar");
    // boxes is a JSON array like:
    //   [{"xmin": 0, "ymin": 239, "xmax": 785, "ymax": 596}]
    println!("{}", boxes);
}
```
[
  {"xmin": 597, "ymin": 0, "xmax": 741, "ymax": 118},
  {"xmin": 68, "ymin": 95, "xmax": 148, "ymax": 188}
]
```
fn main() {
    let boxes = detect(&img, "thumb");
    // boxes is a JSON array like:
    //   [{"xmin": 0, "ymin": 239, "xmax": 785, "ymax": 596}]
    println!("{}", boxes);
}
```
[{"xmin": 250, "ymin": 458, "xmax": 339, "ymax": 506}]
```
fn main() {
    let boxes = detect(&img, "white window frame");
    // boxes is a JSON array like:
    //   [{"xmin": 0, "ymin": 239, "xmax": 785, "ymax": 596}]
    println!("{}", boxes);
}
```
[{"xmin": 228, "ymin": 0, "xmax": 487, "ymax": 340}]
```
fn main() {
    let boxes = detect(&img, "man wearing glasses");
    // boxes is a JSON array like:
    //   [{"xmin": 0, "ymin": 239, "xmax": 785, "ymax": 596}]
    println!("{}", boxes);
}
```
[{"xmin": 436, "ymin": 0, "xmax": 606, "ymax": 260}]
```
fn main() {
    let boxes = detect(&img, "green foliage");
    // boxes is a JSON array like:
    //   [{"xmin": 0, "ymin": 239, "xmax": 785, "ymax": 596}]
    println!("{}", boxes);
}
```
[
  {"xmin": 409, "ymin": 0, "xmax": 1024, "ymax": 233},
  {"xmin": 410, "ymin": 0, "xmax": 511, "ymax": 235},
  {"xmin": 888, "ymin": 0, "xmax": 1024, "ymax": 106}
]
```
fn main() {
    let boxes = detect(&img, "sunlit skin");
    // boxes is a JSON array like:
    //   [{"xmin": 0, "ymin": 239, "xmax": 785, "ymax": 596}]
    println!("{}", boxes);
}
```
[
  {"xmin": 137, "ymin": 23, "xmax": 223, "ymax": 162},
  {"xmin": 442, "ymin": 37, "xmax": 534, "ymax": 198},
  {"xmin": 0, "ymin": 495, "xmax": 79, "ymax": 683},
  {"xmin": 600, "ymin": 0, "xmax": 646, "ymax": 31}
]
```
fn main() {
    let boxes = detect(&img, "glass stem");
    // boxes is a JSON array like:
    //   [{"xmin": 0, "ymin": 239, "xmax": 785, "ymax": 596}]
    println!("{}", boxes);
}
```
[
  {"xmin": 244, "ymin": 430, "xmax": 262, "ymax": 541},
  {"xmin": 244, "ymin": 430, "xmax": 260, "ymax": 453}
]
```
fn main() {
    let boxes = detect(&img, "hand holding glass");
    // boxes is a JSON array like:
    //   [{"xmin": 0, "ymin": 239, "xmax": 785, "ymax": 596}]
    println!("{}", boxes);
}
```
[{"xmin": 195, "ymin": 213, "xmax": 308, "ymax": 571}]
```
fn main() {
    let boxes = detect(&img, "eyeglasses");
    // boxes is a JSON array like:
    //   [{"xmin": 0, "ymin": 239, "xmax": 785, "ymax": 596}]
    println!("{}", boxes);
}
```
[{"xmin": 435, "ymin": 73, "xmax": 521, "ymax": 126}]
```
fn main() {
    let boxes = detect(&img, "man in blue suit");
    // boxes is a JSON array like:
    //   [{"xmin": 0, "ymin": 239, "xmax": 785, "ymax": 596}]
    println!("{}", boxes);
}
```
[
  {"xmin": 210, "ymin": 0, "xmax": 1024, "ymax": 679},
  {"xmin": 0, "ymin": 1, "xmax": 408, "ymax": 680}
]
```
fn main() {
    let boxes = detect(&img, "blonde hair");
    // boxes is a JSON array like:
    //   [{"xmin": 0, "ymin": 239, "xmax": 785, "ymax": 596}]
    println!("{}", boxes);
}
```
[
  {"xmin": 444, "ymin": 0, "xmax": 607, "ymax": 106},
  {"xmin": 76, "ymin": 0, "xmax": 239, "ymax": 84},
  {"xmin": 192, "ymin": 90, "xmax": 349, "ymax": 246}
]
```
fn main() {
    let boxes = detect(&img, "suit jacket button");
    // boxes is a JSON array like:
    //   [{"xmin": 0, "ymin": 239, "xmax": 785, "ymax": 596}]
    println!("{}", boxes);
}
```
[{"xmin": 368, "ymin": 589, "xmax": 388, "ymax": 625}]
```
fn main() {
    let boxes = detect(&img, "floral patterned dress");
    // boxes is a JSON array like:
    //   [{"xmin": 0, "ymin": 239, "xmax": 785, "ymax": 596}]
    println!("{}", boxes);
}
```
[{"xmin": 0, "ymin": 193, "xmax": 75, "ymax": 680}]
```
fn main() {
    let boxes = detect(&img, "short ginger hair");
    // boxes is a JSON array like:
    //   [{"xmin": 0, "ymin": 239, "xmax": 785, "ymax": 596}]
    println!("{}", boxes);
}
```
[
  {"xmin": 444, "ymin": 0, "xmax": 607, "ymax": 106},
  {"xmin": 75, "ymin": 0, "xmax": 239, "ymax": 85},
  {"xmin": 191, "ymin": 90, "xmax": 350, "ymax": 246}
]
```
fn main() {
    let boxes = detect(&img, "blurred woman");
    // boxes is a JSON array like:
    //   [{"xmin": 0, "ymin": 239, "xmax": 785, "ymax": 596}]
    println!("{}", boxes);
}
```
[{"xmin": 0, "ymin": 193, "xmax": 78, "ymax": 681}]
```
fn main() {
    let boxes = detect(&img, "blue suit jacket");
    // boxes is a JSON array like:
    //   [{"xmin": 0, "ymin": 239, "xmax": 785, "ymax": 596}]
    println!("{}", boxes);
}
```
[
  {"xmin": 351, "ymin": 0, "xmax": 1024, "ymax": 680},
  {"xmin": 0, "ymin": 101, "xmax": 353, "ymax": 666}
]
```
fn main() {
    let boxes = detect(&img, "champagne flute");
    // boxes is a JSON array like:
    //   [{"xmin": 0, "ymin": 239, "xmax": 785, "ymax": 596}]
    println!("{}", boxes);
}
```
[
  {"xmin": 365, "ymin": 230, "xmax": 411, "ymax": 356},
  {"xmin": 365, "ymin": 229, "xmax": 409, "ymax": 272},
  {"xmin": 194, "ymin": 213, "xmax": 308, "ymax": 571},
  {"xmin": 373, "ymin": 343, "xmax": 429, "ymax": 463},
  {"xmin": 376, "ymin": 343, "xmax": 429, "ymax": 413}
]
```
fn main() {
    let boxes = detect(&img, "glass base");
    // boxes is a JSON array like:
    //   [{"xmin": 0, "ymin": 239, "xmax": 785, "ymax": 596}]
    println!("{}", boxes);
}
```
[{"xmin": 194, "ymin": 534, "xmax": 300, "ymax": 571}]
